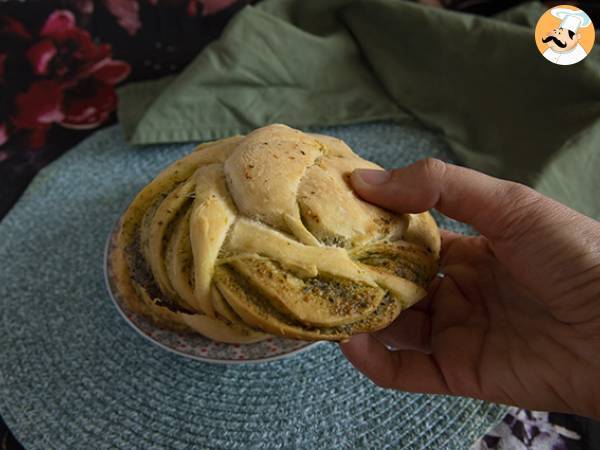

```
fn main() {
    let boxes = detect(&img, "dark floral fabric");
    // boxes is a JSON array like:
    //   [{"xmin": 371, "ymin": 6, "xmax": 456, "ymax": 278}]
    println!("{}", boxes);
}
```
[
  {"xmin": 473, "ymin": 409, "xmax": 585, "ymax": 450},
  {"xmin": 0, "ymin": 0, "xmax": 252, "ymax": 218},
  {"xmin": 1, "ymin": 10, "xmax": 130, "ymax": 149},
  {"xmin": 1, "ymin": 1, "xmax": 600, "ymax": 449}
]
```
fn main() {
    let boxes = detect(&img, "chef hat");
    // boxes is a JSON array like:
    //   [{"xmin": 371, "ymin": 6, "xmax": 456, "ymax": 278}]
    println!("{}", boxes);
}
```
[{"xmin": 551, "ymin": 7, "xmax": 592, "ymax": 34}]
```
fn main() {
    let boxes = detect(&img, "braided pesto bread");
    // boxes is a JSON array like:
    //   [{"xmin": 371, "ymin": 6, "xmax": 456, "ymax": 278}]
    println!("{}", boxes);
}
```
[{"xmin": 110, "ymin": 124, "xmax": 440, "ymax": 343}]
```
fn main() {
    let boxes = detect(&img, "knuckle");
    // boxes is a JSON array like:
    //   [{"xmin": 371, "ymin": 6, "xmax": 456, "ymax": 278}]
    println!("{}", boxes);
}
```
[
  {"xmin": 421, "ymin": 158, "xmax": 448, "ymax": 181},
  {"xmin": 494, "ymin": 181, "xmax": 545, "ymax": 240},
  {"xmin": 369, "ymin": 354, "xmax": 404, "ymax": 390},
  {"xmin": 389, "ymin": 158, "xmax": 447, "ymax": 184},
  {"xmin": 502, "ymin": 181, "xmax": 539, "ymax": 204}
]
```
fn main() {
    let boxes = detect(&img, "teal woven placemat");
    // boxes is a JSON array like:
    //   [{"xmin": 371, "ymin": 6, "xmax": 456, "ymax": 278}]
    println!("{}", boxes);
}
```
[{"xmin": 0, "ymin": 122, "xmax": 506, "ymax": 449}]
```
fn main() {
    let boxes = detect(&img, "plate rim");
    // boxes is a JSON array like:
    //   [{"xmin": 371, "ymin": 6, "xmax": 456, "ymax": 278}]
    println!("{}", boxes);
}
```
[{"xmin": 103, "ymin": 220, "xmax": 321, "ymax": 365}]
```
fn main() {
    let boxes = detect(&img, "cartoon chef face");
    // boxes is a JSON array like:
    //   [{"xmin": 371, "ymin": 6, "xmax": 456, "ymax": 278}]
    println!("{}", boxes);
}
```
[
  {"xmin": 542, "ymin": 27, "xmax": 581, "ymax": 53},
  {"xmin": 536, "ymin": 6, "xmax": 594, "ymax": 66}
]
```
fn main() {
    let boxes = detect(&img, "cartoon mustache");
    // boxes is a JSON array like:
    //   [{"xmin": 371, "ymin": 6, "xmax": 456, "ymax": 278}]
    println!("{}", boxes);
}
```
[{"xmin": 542, "ymin": 35, "xmax": 567, "ymax": 48}]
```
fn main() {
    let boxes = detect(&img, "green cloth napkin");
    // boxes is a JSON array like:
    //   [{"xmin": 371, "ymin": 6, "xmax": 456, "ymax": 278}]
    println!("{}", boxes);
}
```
[{"xmin": 118, "ymin": 0, "xmax": 600, "ymax": 218}]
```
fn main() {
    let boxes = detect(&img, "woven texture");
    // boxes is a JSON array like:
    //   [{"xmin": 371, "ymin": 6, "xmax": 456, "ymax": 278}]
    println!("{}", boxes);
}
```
[{"xmin": 0, "ymin": 122, "xmax": 506, "ymax": 449}]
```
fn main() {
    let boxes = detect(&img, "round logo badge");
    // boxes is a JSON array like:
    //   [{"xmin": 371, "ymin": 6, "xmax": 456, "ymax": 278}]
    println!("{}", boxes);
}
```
[{"xmin": 535, "ymin": 5, "xmax": 595, "ymax": 66}]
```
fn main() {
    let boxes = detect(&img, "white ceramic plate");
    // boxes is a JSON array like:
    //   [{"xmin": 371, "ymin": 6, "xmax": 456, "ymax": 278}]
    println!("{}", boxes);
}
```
[{"xmin": 103, "ymin": 223, "xmax": 319, "ymax": 364}]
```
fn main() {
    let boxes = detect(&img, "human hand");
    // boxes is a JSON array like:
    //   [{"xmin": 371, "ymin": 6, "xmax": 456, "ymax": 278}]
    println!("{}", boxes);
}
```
[{"xmin": 342, "ymin": 159, "xmax": 600, "ymax": 419}]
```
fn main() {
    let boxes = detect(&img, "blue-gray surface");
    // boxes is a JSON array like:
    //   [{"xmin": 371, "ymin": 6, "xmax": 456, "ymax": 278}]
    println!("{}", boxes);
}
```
[{"xmin": 0, "ymin": 122, "xmax": 506, "ymax": 449}]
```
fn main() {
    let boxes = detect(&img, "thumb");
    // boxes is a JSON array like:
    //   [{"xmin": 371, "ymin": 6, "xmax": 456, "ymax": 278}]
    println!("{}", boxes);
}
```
[{"xmin": 350, "ymin": 158, "xmax": 543, "ymax": 241}]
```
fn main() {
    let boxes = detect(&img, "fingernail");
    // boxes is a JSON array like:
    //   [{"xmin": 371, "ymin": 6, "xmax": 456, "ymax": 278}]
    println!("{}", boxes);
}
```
[{"xmin": 353, "ymin": 169, "xmax": 391, "ymax": 185}]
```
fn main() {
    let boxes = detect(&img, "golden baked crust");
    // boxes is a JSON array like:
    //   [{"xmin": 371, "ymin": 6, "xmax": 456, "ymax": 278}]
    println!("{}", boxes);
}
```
[{"xmin": 110, "ymin": 124, "xmax": 440, "ymax": 343}]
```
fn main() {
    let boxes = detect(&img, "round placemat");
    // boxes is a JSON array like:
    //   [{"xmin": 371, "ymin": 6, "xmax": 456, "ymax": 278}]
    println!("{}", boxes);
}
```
[{"xmin": 0, "ymin": 122, "xmax": 506, "ymax": 449}]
